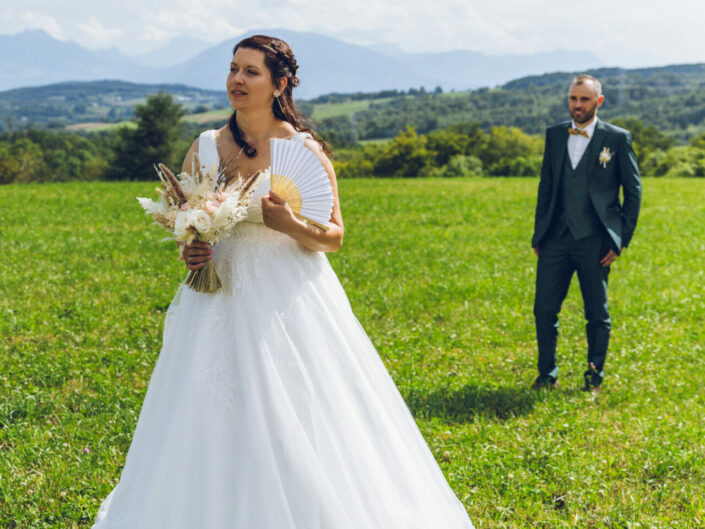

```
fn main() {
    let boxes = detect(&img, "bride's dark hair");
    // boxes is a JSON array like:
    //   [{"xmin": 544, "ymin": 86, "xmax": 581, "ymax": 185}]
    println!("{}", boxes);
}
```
[{"xmin": 228, "ymin": 35, "xmax": 331, "ymax": 157}]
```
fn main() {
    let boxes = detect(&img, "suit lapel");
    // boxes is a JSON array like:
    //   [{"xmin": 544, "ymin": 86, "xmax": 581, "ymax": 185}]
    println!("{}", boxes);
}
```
[
  {"xmin": 585, "ymin": 119, "xmax": 606, "ymax": 176},
  {"xmin": 551, "ymin": 123, "xmax": 569, "ymax": 186}
]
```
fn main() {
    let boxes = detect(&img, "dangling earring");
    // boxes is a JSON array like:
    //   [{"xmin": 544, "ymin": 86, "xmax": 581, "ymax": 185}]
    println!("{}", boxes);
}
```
[{"xmin": 273, "ymin": 91, "xmax": 285, "ymax": 115}]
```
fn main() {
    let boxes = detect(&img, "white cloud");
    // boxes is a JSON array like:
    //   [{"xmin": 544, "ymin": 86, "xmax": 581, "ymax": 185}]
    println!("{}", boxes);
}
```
[
  {"xmin": 3, "ymin": 0, "xmax": 705, "ymax": 67},
  {"xmin": 141, "ymin": 24, "xmax": 172, "ymax": 43},
  {"xmin": 20, "ymin": 10, "xmax": 64, "ymax": 39},
  {"xmin": 77, "ymin": 16, "xmax": 122, "ymax": 48},
  {"xmin": 151, "ymin": 8, "xmax": 240, "ymax": 39}
]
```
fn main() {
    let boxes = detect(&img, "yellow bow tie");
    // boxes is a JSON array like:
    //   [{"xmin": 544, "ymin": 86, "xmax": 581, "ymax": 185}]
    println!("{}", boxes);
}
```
[{"xmin": 568, "ymin": 127, "xmax": 589, "ymax": 138}]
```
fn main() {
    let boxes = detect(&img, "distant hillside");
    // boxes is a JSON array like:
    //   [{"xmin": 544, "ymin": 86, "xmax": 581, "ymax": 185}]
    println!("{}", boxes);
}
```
[
  {"xmin": 0, "ymin": 80, "xmax": 228, "ymax": 130},
  {"xmin": 314, "ymin": 64, "xmax": 705, "ymax": 143},
  {"xmin": 3, "ymin": 63, "xmax": 705, "ymax": 144}
]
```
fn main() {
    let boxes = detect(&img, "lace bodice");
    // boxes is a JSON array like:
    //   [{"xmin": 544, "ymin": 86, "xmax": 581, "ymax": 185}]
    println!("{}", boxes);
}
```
[{"xmin": 197, "ymin": 129, "xmax": 310, "ymax": 224}]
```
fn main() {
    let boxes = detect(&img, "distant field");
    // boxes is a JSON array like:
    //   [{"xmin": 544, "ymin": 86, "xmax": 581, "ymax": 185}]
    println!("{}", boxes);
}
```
[
  {"xmin": 358, "ymin": 137, "xmax": 392, "ymax": 146},
  {"xmin": 182, "ymin": 109, "xmax": 230, "ymax": 124},
  {"xmin": 64, "ymin": 110, "xmax": 230, "ymax": 133},
  {"xmin": 64, "ymin": 97, "xmax": 387, "ymax": 133},
  {"xmin": 61, "ymin": 90, "xmax": 455, "ymax": 134},
  {"xmin": 312, "ymin": 99, "xmax": 378, "ymax": 120},
  {"xmin": 1, "ymin": 179, "xmax": 703, "ymax": 527},
  {"xmin": 65, "ymin": 121, "xmax": 136, "ymax": 132},
  {"xmin": 444, "ymin": 90, "xmax": 473, "ymax": 98},
  {"xmin": 308, "ymin": 92, "xmax": 475, "ymax": 122}
]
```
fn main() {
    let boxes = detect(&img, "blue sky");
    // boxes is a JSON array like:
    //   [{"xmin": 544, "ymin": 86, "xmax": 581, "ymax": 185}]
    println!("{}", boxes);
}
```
[{"xmin": 2, "ymin": 0, "xmax": 704, "ymax": 67}]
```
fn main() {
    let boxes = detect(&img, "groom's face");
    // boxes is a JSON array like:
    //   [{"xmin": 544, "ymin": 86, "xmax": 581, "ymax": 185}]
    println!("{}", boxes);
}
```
[{"xmin": 568, "ymin": 81, "xmax": 604, "ymax": 125}]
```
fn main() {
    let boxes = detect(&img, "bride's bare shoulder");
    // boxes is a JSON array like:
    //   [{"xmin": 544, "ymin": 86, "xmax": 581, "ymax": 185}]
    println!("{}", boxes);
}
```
[{"xmin": 214, "ymin": 125, "xmax": 233, "ymax": 145}]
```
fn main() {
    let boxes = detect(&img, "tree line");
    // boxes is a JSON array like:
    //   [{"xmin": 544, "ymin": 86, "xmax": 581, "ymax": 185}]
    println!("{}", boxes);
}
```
[
  {"xmin": 0, "ymin": 94, "xmax": 193, "ymax": 184},
  {"xmin": 1, "ymin": 92, "xmax": 704, "ymax": 184},
  {"xmin": 330, "ymin": 118, "xmax": 701, "ymax": 179},
  {"xmin": 333, "ymin": 124, "xmax": 543, "ymax": 178}
]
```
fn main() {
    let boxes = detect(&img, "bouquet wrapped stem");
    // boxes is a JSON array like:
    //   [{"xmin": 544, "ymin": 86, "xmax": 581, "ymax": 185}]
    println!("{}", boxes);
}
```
[
  {"xmin": 185, "ymin": 259, "xmax": 222, "ymax": 293},
  {"xmin": 137, "ymin": 157, "xmax": 265, "ymax": 293}
]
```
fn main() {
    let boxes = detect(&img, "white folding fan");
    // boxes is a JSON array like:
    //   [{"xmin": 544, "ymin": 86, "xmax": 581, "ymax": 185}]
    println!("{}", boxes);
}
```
[{"xmin": 269, "ymin": 138, "xmax": 334, "ymax": 230}]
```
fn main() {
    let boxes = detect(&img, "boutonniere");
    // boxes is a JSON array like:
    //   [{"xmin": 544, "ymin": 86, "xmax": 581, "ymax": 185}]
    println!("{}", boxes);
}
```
[{"xmin": 599, "ymin": 147, "xmax": 613, "ymax": 168}]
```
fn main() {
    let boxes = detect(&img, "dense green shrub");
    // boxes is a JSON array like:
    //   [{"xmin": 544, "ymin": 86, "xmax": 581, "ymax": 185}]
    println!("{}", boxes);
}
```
[
  {"xmin": 333, "ymin": 123, "xmax": 543, "ymax": 178},
  {"xmin": 0, "ymin": 130, "xmax": 110, "ymax": 184},
  {"xmin": 429, "ymin": 155, "xmax": 484, "ymax": 178}
]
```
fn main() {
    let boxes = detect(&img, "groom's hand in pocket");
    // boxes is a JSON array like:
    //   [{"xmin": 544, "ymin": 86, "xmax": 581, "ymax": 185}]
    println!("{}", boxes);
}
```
[
  {"xmin": 600, "ymin": 248, "xmax": 619, "ymax": 267},
  {"xmin": 533, "ymin": 246, "xmax": 539, "ymax": 257}
]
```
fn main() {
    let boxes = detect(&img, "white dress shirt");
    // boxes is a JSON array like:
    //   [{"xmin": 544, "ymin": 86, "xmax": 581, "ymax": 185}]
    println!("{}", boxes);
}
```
[{"xmin": 567, "ymin": 118, "xmax": 598, "ymax": 169}]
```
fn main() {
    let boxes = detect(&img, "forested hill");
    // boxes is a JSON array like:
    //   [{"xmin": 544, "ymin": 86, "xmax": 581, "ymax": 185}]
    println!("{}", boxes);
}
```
[
  {"xmin": 3, "ymin": 63, "xmax": 705, "ymax": 143},
  {"xmin": 317, "ymin": 63, "xmax": 705, "ymax": 144},
  {"xmin": 0, "ymin": 80, "xmax": 227, "ymax": 131}
]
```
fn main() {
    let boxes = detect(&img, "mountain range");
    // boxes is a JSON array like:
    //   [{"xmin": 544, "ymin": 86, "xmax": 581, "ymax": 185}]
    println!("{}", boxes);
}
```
[{"xmin": 0, "ymin": 29, "xmax": 603, "ymax": 98}]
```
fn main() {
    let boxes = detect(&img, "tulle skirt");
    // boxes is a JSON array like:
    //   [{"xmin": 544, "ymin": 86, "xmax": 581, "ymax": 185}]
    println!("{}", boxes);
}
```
[{"xmin": 93, "ymin": 222, "xmax": 474, "ymax": 528}]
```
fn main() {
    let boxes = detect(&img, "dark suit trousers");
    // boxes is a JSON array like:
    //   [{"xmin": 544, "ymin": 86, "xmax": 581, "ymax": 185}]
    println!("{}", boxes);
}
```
[{"xmin": 534, "ymin": 230, "xmax": 612, "ymax": 378}]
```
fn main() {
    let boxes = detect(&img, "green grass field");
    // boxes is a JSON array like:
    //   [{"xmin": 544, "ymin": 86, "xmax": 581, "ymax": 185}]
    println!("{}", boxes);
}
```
[{"xmin": 1, "ymin": 178, "xmax": 704, "ymax": 528}]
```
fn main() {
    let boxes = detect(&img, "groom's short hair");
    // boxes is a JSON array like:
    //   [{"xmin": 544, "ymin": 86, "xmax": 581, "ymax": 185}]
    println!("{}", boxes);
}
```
[{"xmin": 570, "ymin": 74, "xmax": 602, "ymax": 97}]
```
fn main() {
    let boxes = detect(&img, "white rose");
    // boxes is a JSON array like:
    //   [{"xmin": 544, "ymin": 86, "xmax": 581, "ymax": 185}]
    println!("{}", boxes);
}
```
[
  {"xmin": 174, "ymin": 211, "xmax": 192, "ymax": 240},
  {"xmin": 190, "ymin": 209, "xmax": 212, "ymax": 235}
]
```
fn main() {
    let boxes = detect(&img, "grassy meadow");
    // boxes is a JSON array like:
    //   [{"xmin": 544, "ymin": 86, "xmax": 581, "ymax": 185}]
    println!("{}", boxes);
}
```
[{"xmin": 1, "ymin": 178, "xmax": 704, "ymax": 528}]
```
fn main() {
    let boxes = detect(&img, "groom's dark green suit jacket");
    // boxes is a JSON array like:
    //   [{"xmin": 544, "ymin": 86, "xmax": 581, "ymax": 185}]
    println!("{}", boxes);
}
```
[{"xmin": 532, "ymin": 119, "xmax": 642, "ymax": 252}]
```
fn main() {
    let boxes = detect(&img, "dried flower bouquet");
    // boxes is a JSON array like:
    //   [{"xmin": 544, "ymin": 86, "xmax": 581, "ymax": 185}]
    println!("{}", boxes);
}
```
[{"xmin": 137, "ymin": 155, "xmax": 265, "ymax": 292}]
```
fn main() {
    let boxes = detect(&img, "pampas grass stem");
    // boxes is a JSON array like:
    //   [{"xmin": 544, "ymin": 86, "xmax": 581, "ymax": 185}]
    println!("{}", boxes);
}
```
[{"xmin": 185, "ymin": 261, "xmax": 222, "ymax": 293}]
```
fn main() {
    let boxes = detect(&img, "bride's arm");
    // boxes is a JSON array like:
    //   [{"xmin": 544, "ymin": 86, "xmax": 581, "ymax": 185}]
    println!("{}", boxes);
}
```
[
  {"xmin": 261, "ymin": 138, "xmax": 344, "ymax": 252},
  {"xmin": 181, "ymin": 139, "xmax": 199, "ymax": 174}
]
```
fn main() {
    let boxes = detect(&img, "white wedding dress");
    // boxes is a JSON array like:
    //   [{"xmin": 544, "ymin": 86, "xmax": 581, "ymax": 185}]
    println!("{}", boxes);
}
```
[{"xmin": 93, "ymin": 130, "xmax": 474, "ymax": 528}]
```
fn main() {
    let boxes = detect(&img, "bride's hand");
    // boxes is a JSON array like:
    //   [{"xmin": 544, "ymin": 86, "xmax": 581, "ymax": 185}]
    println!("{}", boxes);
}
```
[
  {"xmin": 262, "ymin": 191, "xmax": 304, "ymax": 234},
  {"xmin": 180, "ymin": 241, "xmax": 213, "ymax": 271}
]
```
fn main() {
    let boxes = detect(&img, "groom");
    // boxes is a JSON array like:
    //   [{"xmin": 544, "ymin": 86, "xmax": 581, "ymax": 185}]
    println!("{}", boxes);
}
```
[{"xmin": 531, "ymin": 74, "xmax": 641, "ymax": 392}]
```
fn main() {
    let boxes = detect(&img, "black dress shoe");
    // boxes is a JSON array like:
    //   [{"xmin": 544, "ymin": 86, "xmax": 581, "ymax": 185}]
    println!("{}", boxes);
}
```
[
  {"xmin": 532, "ymin": 375, "xmax": 558, "ymax": 390},
  {"xmin": 582, "ymin": 368, "xmax": 603, "ymax": 392}
]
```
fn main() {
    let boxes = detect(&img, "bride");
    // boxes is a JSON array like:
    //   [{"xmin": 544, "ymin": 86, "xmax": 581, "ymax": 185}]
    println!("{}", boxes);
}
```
[{"xmin": 93, "ymin": 35, "xmax": 474, "ymax": 528}]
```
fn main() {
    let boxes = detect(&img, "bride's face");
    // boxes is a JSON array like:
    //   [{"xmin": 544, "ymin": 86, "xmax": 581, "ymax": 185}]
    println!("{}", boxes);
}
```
[{"xmin": 227, "ymin": 48, "xmax": 278, "ymax": 112}]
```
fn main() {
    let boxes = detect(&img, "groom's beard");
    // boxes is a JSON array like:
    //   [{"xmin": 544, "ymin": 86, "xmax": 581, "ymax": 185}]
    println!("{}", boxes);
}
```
[{"xmin": 570, "ymin": 102, "xmax": 599, "ymax": 125}]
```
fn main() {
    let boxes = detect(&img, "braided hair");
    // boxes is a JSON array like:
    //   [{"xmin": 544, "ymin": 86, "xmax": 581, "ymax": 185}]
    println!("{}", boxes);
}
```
[{"xmin": 228, "ymin": 35, "xmax": 331, "ymax": 158}]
